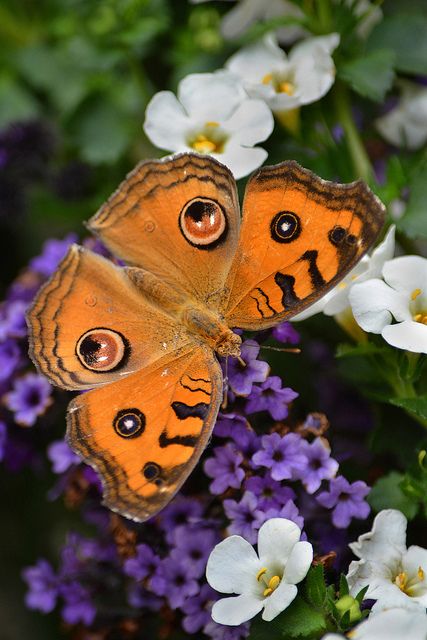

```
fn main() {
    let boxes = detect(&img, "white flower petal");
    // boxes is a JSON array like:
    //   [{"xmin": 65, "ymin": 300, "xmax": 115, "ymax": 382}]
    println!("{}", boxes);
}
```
[
  {"xmin": 206, "ymin": 535, "xmax": 261, "ymax": 595},
  {"xmin": 382, "ymin": 321, "xmax": 427, "ymax": 354},
  {"xmin": 292, "ymin": 56, "xmax": 335, "ymax": 105},
  {"xmin": 143, "ymin": 91, "xmax": 191, "ymax": 151},
  {"xmin": 349, "ymin": 509, "xmax": 407, "ymax": 561},
  {"xmin": 365, "ymin": 226, "xmax": 396, "ymax": 279},
  {"xmin": 262, "ymin": 581, "xmax": 297, "ymax": 621},
  {"xmin": 217, "ymin": 143, "xmax": 267, "ymax": 180},
  {"xmin": 292, "ymin": 296, "xmax": 328, "ymax": 321},
  {"xmin": 353, "ymin": 607, "xmax": 427, "ymax": 639},
  {"xmin": 223, "ymin": 99, "xmax": 274, "ymax": 145},
  {"xmin": 349, "ymin": 279, "xmax": 411, "ymax": 333},
  {"xmin": 178, "ymin": 71, "xmax": 247, "ymax": 122},
  {"xmin": 290, "ymin": 33, "xmax": 340, "ymax": 60},
  {"xmin": 402, "ymin": 546, "xmax": 427, "ymax": 604},
  {"xmin": 347, "ymin": 559, "xmax": 377, "ymax": 596},
  {"xmin": 211, "ymin": 593, "xmax": 264, "ymax": 625},
  {"xmin": 221, "ymin": 0, "xmax": 265, "ymax": 40},
  {"xmin": 226, "ymin": 34, "xmax": 286, "ymax": 84},
  {"xmin": 283, "ymin": 541, "xmax": 313, "ymax": 584},
  {"xmin": 257, "ymin": 518, "xmax": 301, "ymax": 567},
  {"xmin": 382, "ymin": 255, "xmax": 427, "ymax": 296},
  {"xmin": 376, "ymin": 82, "xmax": 427, "ymax": 150}
]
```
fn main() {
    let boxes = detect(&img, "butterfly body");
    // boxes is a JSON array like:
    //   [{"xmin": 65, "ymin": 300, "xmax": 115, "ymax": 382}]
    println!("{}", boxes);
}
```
[{"xmin": 27, "ymin": 153, "xmax": 385, "ymax": 521}]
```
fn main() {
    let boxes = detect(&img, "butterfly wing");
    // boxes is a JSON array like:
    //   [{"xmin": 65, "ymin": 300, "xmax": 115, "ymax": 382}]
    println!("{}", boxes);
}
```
[
  {"xmin": 88, "ymin": 153, "xmax": 240, "ymax": 306},
  {"xmin": 224, "ymin": 161, "xmax": 385, "ymax": 329},
  {"xmin": 67, "ymin": 346, "xmax": 222, "ymax": 522},
  {"xmin": 27, "ymin": 246, "xmax": 190, "ymax": 390}
]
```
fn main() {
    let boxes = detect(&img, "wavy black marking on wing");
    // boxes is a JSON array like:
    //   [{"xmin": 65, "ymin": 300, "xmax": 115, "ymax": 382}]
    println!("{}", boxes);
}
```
[
  {"xmin": 300, "ymin": 250, "xmax": 326, "ymax": 288},
  {"xmin": 274, "ymin": 272, "xmax": 301, "ymax": 311}
]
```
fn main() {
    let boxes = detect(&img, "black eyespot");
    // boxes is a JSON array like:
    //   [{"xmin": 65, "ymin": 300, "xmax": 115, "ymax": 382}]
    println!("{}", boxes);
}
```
[
  {"xmin": 270, "ymin": 211, "xmax": 301, "ymax": 243},
  {"xmin": 347, "ymin": 234, "xmax": 357, "ymax": 245},
  {"xmin": 114, "ymin": 409, "xmax": 145, "ymax": 439},
  {"xmin": 329, "ymin": 226, "xmax": 346, "ymax": 245},
  {"xmin": 76, "ymin": 328, "xmax": 129, "ymax": 372},
  {"xmin": 179, "ymin": 197, "xmax": 227, "ymax": 249},
  {"xmin": 142, "ymin": 462, "xmax": 161, "ymax": 481}
]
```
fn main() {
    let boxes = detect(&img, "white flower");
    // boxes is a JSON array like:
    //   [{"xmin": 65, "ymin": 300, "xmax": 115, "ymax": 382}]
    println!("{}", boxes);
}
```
[
  {"xmin": 349, "ymin": 254, "xmax": 427, "ymax": 354},
  {"xmin": 346, "ymin": 509, "xmax": 427, "ymax": 611},
  {"xmin": 143, "ymin": 70, "xmax": 274, "ymax": 179},
  {"xmin": 293, "ymin": 225, "xmax": 395, "ymax": 321},
  {"xmin": 226, "ymin": 32, "xmax": 340, "ymax": 114},
  {"xmin": 321, "ymin": 607, "xmax": 427, "ymax": 640},
  {"xmin": 376, "ymin": 81, "xmax": 427, "ymax": 150},
  {"xmin": 206, "ymin": 518, "xmax": 313, "ymax": 625}
]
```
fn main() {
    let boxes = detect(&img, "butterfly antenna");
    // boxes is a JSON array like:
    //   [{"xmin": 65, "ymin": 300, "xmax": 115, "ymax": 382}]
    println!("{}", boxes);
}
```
[
  {"xmin": 259, "ymin": 345, "xmax": 301, "ymax": 354},
  {"xmin": 222, "ymin": 357, "xmax": 229, "ymax": 410}
]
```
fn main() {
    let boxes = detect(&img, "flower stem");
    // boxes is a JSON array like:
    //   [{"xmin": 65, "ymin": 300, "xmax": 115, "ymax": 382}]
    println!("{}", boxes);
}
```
[{"xmin": 333, "ymin": 81, "xmax": 373, "ymax": 183}]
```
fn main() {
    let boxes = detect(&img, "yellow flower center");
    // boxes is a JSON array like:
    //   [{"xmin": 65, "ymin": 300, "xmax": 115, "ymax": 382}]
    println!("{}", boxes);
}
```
[
  {"xmin": 261, "ymin": 73, "xmax": 295, "ymax": 95},
  {"xmin": 394, "ymin": 566, "xmax": 425, "ymax": 595},
  {"xmin": 256, "ymin": 566, "xmax": 281, "ymax": 597},
  {"xmin": 189, "ymin": 122, "xmax": 226, "ymax": 154},
  {"xmin": 410, "ymin": 288, "xmax": 427, "ymax": 324}
]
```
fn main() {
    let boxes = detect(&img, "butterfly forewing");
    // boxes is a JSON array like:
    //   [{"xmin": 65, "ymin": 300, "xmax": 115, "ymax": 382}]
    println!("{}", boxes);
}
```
[{"xmin": 66, "ymin": 346, "xmax": 222, "ymax": 522}]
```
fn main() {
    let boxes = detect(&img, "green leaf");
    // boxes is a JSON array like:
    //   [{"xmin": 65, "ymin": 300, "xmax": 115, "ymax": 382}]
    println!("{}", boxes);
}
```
[
  {"xmin": 338, "ymin": 49, "xmax": 395, "ymax": 102},
  {"xmin": 366, "ymin": 13, "xmax": 427, "ymax": 74},
  {"xmin": 304, "ymin": 565, "xmax": 327, "ymax": 609},
  {"xmin": 355, "ymin": 585, "xmax": 369, "ymax": 604},
  {"xmin": 339, "ymin": 574, "xmax": 349, "ymax": 597},
  {"xmin": 0, "ymin": 75, "xmax": 39, "ymax": 127},
  {"xmin": 368, "ymin": 472, "xmax": 419, "ymax": 519},
  {"xmin": 389, "ymin": 395, "xmax": 427, "ymax": 420},
  {"xmin": 249, "ymin": 596, "xmax": 327, "ymax": 640},
  {"xmin": 397, "ymin": 162, "xmax": 427, "ymax": 239},
  {"xmin": 336, "ymin": 342, "xmax": 388, "ymax": 358}
]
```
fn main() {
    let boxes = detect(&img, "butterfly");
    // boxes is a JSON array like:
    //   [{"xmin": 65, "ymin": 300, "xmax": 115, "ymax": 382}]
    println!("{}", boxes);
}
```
[{"xmin": 27, "ymin": 153, "xmax": 385, "ymax": 522}]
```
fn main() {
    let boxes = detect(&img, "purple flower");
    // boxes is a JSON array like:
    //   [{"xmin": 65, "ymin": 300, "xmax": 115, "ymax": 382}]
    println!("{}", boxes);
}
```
[
  {"xmin": 204, "ymin": 443, "xmax": 245, "ymax": 494},
  {"xmin": 204, "ymin": 620, "xmax": 250, "ymax": 640},
  {"xmin": 246, "ymin": 376, "xmax": 298, "ymax": 420},
  {"xmin": 297, "ymin": 438, "xmax": 339, "ymax": 494},
  {"xmin": 316, "ymin": 475, "xmax": 370, "ymax": 528},
  {"xmin": 158, "ymin": 496, "xmax": 204, "ymax": 543},
  {"xmin": 150, "ymin": 557, "xmax": 199, "ymax": 608},
  {"xmin": 244, "ymin": 474, "xmax": 295, "ymax": 510},
  {"xmin": 0, "ymin": 339, "xmax": 21, "ymax": 381},
  {"xmin": 0, "ymin": 300, "xmax": 28, "ymax": 340},
  {"xmin": 4, "ymin": 372, "xmax": 52, "ymax": 426},
  {"xmin": 22, "ymin": 559, "xmax": 58, "ymax": 613},
  {"xmin": 0, "ymin": 420, "xmax": 7, "ymax": 460},
  {"xmin": 170, "ymin": 525, "xmax": 218, "ymax": 578},
  {"xmin": 181, "ymin": 584, "xmax": 218, "ymax": 633},
  {"xmin": 60, "ymin": 582, "xmax": 96, "ymax": 626},
  {"xmin": 124, "ymin": 543, "xmax": 160, "ymax": 581},
  {"xmin": 260, "ymin": 499, "xmax": 305, "ymax": 532},
  {"xmin": 227, "ymin": 340, "xmax": 269, "ymax": 396},
  {"xmin": 127, "ymin": 583, "xmax": 162, "ymax": 610},
  {"xmin": 47, "ymin": 440, "xmax": 80, "ymax": 474},
  {"xmin": 272, "ymin": 321, "xmax": 300, "ymax": 344},
  {"xmin": 252, "ymin": 432, "xmax": 307, "ymax": 481},
  {"xmin": 223, "ymin": 491, "xmax": 264, "ymax": 544},
  {"xmin": 30, "ymin": 234, "xmax": 77, "ymax": 277}
]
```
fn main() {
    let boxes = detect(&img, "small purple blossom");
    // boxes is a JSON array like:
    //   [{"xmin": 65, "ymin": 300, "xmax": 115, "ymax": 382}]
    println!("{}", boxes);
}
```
[
  {"xmin": 252, "ymin": 432, "xmax": 307, "ymax": 481},
  {"xmin": 150, "ymin": 557, "xmax": 199, "ymax": 608},
  {"xmin": 22, "ymin": 559, "xmax": 59, "ymax": 613},
  {"xmin": 60, "ymin": 582, "xmax": 96, "ymax": 626},
  {"xmin": 272, "ymin": 321, "xmax": 300, "ymax": 344},
  {"xmin": 261, "ymin": 499, "xmax": 305, "ymax": 532},
  {"xmin": 227, "ymin": 340, "xmax": 269, "ymax": 396},
  {"xmin": 0, "ymin": 300, "xmax": 28, "ymax": 340},
  {"xmin": 170, "ymin": 525, "xmax": 218, "ymax": 578},
  {"xmin": 204, "ymin": 443, "xmax": 245, "ymax": 494},
  {"xmin": 0, "ymin": 339, "xmax": 21, "ymax": 381},
  {"xmin": 223, "ymin": 491, "xmax": 264, "ymax": 544},
  {"xmin": 30, "ymin": 234, "xmax": 77, "ymax": 277},
  {"xmin": 124, "ymin": 544, "xmax": 160, "ymax": 581},
  {"xmin": 244, "ymin": 473, "xmax": 295, "ymax": 510},
  {"xmin": 297, "ymin": 438, "xmax": 339, "ymax": 494},
  {"xmin": 316, "ymin": 475, "xmax": 370, "ymax": 528},
  {"xmin": 182, "ymin": 584, "xmax": 218, "ymax": 634},
  {"xmin": 47, "ymin": 440, "xmax": 80, "ymax": 474},
  {"xmin": 246, "ymin": 376, "xmax": 298, "ymax": 420},
  {"xmin": 5, "ymin": 372, "xmax": 52, "ymax": 426},
  {"xmin": 158, "ymin": 495, "xmax": 204, "ymax": 543},
  {"xmin": 204, "ymin": 620, "xmax": 250, "ymax": 640}
]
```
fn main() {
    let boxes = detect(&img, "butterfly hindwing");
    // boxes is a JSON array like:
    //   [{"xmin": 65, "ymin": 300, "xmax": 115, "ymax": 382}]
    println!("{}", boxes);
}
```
[
  {"xmin": 66, "ymin": 346, "xmax": 222, "ymax": 522},
  {"xmin": 224, "ymin": 160, "xmax": 385, "ymax": 329},
  {"xmin": 88, "ymin": 153, "xmax": 241, "ymax": 306},
  {"xmin": 27, "ymin": 246, "xmax": 190, "ymax": 390}
]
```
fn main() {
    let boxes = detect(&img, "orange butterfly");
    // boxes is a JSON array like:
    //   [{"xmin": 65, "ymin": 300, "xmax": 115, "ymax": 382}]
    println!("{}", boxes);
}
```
[{"xmin": 27, "ymin": 153, "xmax": 385, "ymax": 522}]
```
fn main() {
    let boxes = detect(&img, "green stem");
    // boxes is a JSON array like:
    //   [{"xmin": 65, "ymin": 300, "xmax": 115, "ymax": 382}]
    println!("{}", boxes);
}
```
[
  {"xmin": 315, "ymin": 0, "xmax": 332, "ymax": 32},
  {"xmin": 333, "ymin": 81, "xmax": 373, "ymax": 183}
]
